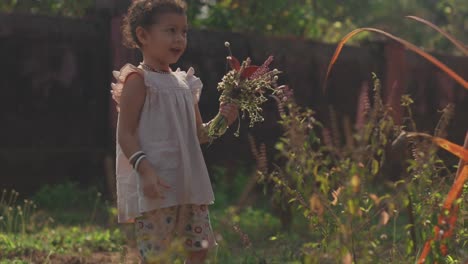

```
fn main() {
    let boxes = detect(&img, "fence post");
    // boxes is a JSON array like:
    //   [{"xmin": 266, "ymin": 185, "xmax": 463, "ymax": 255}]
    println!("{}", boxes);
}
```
[
  {"xmin": 383, "ymin": 41, "xmax": 407, "ymax": 125},
  {"xmin": 109, "ymin": 0, "xmax": 137, "ymax": 140}
]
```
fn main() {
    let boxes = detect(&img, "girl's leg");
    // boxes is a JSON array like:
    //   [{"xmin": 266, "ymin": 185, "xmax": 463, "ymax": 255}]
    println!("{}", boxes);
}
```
[
  {"xmin": 135, "ymin": 207, "xmax": 178, "ymax": 263},
  {"xmin": 185, "ymin": 250, "xmax": 208, "ymax": 264},
  {"xmin": 179, "ymin": 204, "xmax": 217, "ymax": 264}
]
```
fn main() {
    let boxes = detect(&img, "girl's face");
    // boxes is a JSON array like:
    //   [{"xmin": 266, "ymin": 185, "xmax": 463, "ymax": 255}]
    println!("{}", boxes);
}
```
[{"xmin": 138, "ymin": 13, "xmax": 188, "ymax": 67}]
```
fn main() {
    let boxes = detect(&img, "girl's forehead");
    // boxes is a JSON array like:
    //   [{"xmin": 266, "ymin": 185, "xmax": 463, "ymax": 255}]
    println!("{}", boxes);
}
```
[{"xmin": 155, "ymin": 13, "xmax": 187, "ymax": 26}]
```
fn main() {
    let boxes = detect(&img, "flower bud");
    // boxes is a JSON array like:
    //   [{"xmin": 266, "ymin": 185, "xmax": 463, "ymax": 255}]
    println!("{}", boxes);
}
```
[{"xmin": 351, "ymin": 175, "xmax": 360, "ymax": 193}]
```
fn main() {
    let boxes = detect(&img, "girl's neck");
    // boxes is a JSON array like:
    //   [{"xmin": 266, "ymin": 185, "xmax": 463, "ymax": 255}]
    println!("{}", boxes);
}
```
[{"xmin": 141, "ymin": 58, "xmax": 171, "ymax": 73}]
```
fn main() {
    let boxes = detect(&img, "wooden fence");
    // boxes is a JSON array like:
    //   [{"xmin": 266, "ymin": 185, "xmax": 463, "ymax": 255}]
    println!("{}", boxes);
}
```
[{"xmin": 1, "ymin": 11, "xmax": 467, "ymax": 196}]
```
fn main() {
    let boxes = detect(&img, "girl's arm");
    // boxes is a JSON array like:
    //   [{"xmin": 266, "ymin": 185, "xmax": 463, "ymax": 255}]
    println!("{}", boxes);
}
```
[
  {"xmin": 118, "ymin": 74, "xmax": 170, "ymax": 198},
  {"xmin": 194, "ymin": 103, "xmax": 210, "ymax": 144},
  {"xmin": 117, "ymin": 74, "xmax": 146, "ymax": 164}
]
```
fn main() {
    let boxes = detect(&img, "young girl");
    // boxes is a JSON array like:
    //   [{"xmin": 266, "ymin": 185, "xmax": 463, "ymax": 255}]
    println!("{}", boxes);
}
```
[{"xmin": 111, "ymin": 0, "xmax": 238, "ymax": 263}]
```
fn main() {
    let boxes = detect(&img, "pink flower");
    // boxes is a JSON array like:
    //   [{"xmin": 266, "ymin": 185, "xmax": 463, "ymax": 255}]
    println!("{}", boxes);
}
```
[
  {"xmin": 250, "ymin": 56, "xmax": 274, "ymax": 79},
  {"xmin": 227, "ymin": 56, "xmax": 264, "ymax": 80}
]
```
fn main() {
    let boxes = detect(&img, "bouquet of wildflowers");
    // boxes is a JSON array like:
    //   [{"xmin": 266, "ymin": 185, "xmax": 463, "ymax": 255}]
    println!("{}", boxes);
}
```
[{"xmin": 208, "ymin": 42, "xmax": 288, "ymax": 140}]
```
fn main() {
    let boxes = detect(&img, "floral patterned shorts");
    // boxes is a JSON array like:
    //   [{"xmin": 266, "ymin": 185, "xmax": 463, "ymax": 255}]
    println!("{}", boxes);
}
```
[{"xmin": 135, "ymin": 204, "xmax": 217, "ymax": 262}]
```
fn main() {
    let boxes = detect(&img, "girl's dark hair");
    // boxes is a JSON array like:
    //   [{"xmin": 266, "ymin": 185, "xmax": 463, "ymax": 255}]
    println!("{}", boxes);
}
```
[{"xmin": 122, "ymin": 0, "xmax": 187, "ymax": 48}]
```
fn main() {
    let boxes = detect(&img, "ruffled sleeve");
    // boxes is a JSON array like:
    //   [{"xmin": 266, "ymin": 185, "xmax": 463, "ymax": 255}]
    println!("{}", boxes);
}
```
[
  {"xmin": 177, "ymin": 67, "xmax": 203, "ymax": 103},
  {"xmin": 110, "ymin": 63, "xmax": 144, "ymax": 112}
]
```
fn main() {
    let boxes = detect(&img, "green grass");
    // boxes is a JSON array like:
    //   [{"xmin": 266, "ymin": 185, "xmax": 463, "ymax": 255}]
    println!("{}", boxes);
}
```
[
  {"xmin": 1, "ymin": 226, "xmax": 124, "ymax": 256},
  {"xmin": 2, "ymin": 164, "xmax": 465, "ymax": 263},
  {"xmin": 0, "ymin": 176, "xmax": 312, "ymax": 263},
  {"xmin": 0, "ymin": 206, "xmax": 304, "ymax": 263}
]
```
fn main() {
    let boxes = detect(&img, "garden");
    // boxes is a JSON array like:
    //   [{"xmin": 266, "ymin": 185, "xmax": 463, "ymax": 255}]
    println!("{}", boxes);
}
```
[{"xmin": 1, "ymin": 0, "xmax": 467, "ymax": 263}]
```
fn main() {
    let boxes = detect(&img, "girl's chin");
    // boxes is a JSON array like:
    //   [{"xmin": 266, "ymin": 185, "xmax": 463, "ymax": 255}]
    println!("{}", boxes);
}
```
[
  {"xmin": 170, "ymin": 51, "xmax": 183, "ymax": 60},
  {"xmin": 169, "ymin": 57, "xmax": 181, "ymax": 64}
]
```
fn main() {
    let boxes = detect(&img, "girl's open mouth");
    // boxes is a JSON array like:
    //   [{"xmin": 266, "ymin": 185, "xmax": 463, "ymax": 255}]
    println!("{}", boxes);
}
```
[{"xmin": 170, "ymin": 48, "xmax": 182, "ymax": 55}]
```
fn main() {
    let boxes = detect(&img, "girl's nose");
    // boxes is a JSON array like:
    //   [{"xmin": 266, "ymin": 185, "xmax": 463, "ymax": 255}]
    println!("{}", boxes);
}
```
[{"xmin": 175, "ymin": 33, "xmax": 185, "ymax": 43}]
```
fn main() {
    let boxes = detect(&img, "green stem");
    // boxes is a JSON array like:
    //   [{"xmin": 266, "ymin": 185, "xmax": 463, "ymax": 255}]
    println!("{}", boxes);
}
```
[
  {"xmin": 234, "ymin": 114, "xmax": 241, "ymax": 137},
  {"xmin": 208, "ymin": 113, "xmax": 229, "ymax": 139}
]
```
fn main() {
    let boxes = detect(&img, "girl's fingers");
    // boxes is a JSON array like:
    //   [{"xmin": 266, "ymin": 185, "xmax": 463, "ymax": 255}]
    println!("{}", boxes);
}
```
[
  {"xmin": 228, "ymin": 105, "xmax": 238, "ymax": 122},
  {"xmin": 158, "ymin": 179, "xmax": 171, "ymax": 189},
  {"xmin": 219, "ymin": 103, "xmax": 239, "ymax": 124},
  {"xmin": 143, "ymin": 183, "xmax": 167, "ymax": 199},
  {"xmin": 153, "ymin": 191, "xmax": 165, "ymax": 200},
  {"xmin": 220, "ymin": 108, "xmax": 229, "ymax": 118},
  {"xmin": 144, "ymin": 187, "xmax": 159, "ymax": 199},
  {"xmin": 221, "ymin": 105, "xmax": 236, "ymax": 114}
]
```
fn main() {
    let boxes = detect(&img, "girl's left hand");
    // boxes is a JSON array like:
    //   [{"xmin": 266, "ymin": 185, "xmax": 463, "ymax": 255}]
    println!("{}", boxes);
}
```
[{"xmin": 219, "ymin": 102, "xmax": 239, "ymax": 126}]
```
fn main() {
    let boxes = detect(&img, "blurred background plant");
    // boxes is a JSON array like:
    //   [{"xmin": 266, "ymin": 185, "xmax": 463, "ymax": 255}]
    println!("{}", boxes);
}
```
[
  {"xmin": 256, "ymin": 74, "xmax": 467, "ymax": 262},
  {"xmin": 1, "ymin": 0, "xmax": 466, "ymax": 53},
  {"xmin": 188, "ymin": 0, "xmax": 467, "ymax": 54},
  {"xmin": 0, "ymin": 0, "xmax": 94, "ymax": 17}
]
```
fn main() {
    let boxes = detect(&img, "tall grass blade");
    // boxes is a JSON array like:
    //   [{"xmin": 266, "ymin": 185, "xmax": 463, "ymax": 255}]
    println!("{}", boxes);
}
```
[
  {"xmin": 323, "ymin": 28, "xmax": 468, "ymax": 93},
  {"xmin": 405, "ymin": 16, "xmax": 468, "ymax": 55}
]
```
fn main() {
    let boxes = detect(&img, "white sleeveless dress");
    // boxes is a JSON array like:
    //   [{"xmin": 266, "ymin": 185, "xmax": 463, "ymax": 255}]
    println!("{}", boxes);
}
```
[{"xmin": 111, "ymin": 64, "xmax": 215, "ymax": 223}]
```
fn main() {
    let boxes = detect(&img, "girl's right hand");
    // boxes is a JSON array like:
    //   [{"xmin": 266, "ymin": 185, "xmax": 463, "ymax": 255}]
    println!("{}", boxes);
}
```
[
  {"xmin": 138, "ymin": 160, "xmax": 171, "ymax": 199},
  {"xmin": 219, "ymin": 102, "xmax": 239, "ymax": 126}
]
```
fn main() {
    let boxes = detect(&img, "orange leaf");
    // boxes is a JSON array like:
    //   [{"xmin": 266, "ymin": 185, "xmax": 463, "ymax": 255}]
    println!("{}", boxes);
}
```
[
  {"xmin": 406, "ymin": 16, "xmax": 468, "ymax": 55},
  {"xmin": 323, "ymin": 28, "xmax": 468, "ymax": 93},
  {"xmin": 431, "ymin": 137, "xmax": 468, "ymax": 162},
  {"xmin": 418, "ymin": 240, "xmax": 433, "ymax": 264},
  {"xmin": 331, "ymin": 187, "xmax": 343, "ymax": 206},
  {"xmin": 379, "ymin": 211, "xmax": 390, "ymax": 226},
  {"xmin": 405, "ymin": 132, "xmax": 468, "ymax": 162},
  {"xmin": 415, "ymin": 132, "xmax": 468, "ymax": 261},
  {"xmin": 405, "ymin": 133, "xmax": 468, "ymax": 209},
  {"xmin": 427, "ymin": 152, "xmax": 466, "ymax": 259},
  {"xmin": 443, "ymin": 165, "xmax": 468, "ymax": 211}
]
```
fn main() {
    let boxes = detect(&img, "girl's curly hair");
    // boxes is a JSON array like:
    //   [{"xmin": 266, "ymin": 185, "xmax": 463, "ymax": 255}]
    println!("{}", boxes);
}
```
[{"xmin": 122, "ymin": 0, "xmax": 187, "ymax": 48}]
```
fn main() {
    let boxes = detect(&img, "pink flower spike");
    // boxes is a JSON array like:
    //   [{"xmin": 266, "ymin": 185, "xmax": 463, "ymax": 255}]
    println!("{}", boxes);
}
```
[
  {"xmin": 277, "ymin": 85, "xmax": 293, "ymax": 100},
  {"xmin": 227, "ymin": 56, "xmax": 241, "ymax": 71},
  {"xmin": 250, "ymin": 56, "xmax": 274, "ymax": 79},
  {"xmin": 263, "ymin": 56, "xmax": 274, "ymax": 67}
]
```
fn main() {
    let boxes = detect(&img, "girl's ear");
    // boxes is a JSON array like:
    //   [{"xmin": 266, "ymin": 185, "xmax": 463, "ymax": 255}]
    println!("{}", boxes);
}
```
[{"xmin": 135, "ymin": 26, "xmax": 148, "ymax": 47}]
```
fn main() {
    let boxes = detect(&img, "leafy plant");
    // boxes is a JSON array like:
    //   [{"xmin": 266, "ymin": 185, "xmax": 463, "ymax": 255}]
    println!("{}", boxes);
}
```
[
  {"xmin": 188, "ymin": 0, "xmax": 468, "ymax": 53},
  {"xmin": 0, "ymin": 0, "xmax": 94, "ymax": 17},
  {"xmin": 323, "ymin": 14, "xmax": 467, "ymax": 262},
  {"xmin": 32, "ymin": 182, "xmax": 107, "ymax": 225},
  {"xmin": 0, "ymin": 190, "xmax": 36, "ymax": 235},
  {"xmin": 401, "ymin": 132, "xmax": 468, "ymax": 263},
  {"xmin": 261, "ymin": 78, "xmax": 467, "ymax": 263},
  {"xmin": 255, "ymin": 15, "xmax": 467, "ymax": 263}
]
